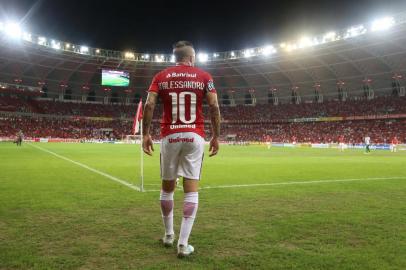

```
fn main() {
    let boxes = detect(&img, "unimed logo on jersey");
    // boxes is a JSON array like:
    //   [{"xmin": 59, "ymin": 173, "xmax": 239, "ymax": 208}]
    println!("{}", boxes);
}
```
[{"xmin": 170, "ymin": 124, "xmax": 196, "ymax": 129}]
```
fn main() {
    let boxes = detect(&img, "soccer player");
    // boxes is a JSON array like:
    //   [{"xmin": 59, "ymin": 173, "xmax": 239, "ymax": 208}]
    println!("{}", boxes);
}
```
[
  {"xmin": 265, "ymin": 135, "xmax": 272, "ymax": 149},
  {"xmin": 15, "ymin": 130, "xmax": 23, "ymax": 146},
  {"xmin": 364, "ymin": 135, "xmax": 371, "ymax": 153},
  {"xmin": 390, "ymin": 136, "xmax": 399, "ymax": 153},
  {"xmin": 142, "ymin": 41, "xmax": 221, "ymax": 258},
  {"xmin": 292, "ymin": 135, "xmax": 297, "ymax": 146},
  {"xmin": 338, "ymin": 135, "xmax": 345, "ymax": 152}
]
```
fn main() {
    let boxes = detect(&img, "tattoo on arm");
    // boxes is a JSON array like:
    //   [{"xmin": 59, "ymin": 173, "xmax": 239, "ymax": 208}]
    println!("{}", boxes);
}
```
[
  {"xmin": 208, "ymin": 94, "xmax": 221, "ymax": 138},
  {"xmin": 210, "ymin": 105, "xmax": 221, "ymax": 138},
  {"xmin": 142, "ymin": 93, "xmax": 158, "ymax": 136}
]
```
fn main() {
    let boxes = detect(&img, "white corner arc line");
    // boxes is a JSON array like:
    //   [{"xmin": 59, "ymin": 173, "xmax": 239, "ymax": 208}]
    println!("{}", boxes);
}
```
[
  {"xmin": 142, "ymin": 176, "xmax": 405, "ymax": 192},
  {"xmin": 28, "ymin": 143, "xmax": 141, "ymax": 192}
]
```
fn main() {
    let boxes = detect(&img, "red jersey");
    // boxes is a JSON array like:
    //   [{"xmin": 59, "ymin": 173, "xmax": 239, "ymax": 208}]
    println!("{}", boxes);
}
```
[{"xmin": 149, "ymin": 64, "xmax": 216, "ymax": 138}]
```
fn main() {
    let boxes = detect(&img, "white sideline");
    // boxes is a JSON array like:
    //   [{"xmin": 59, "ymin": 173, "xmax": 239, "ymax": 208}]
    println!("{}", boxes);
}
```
[
  {"xmin": 28, "ymin": 143, "xmax": 141, "ymax": 192},
  {"xmin": 143, "ymin": 176, "xmax": 405, "ymax": 192}
]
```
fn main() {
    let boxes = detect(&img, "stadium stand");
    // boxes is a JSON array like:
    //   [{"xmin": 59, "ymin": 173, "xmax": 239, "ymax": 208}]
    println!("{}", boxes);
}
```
[
  {"xmin": 218, "ymin": 120, "xmax": 406, "ymax": 143},
  {"xmin": 1, "ymin": 95, "xmax": 405, "ymax": 119},
  {"xmin": 0, "ymin": 14, "xmax": 406, "ymax": 144},
  {"xmin": 1, "ymin": 95, "xmax": 405, "ymax": 143},
  {"xmin": 220, "ymin": 96, "xmax": 406, "ymax": 121}
]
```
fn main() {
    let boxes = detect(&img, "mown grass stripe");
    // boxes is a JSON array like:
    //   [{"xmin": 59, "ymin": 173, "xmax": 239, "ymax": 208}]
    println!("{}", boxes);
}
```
[{"xmin": 28, "ymin": 143, "xmax": 141, "ymax": 192}]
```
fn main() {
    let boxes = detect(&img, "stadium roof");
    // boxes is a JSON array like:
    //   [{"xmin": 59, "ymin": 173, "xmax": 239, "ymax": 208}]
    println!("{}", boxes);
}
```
[{"xmin": 1, "ymin": 13, "xmax": 406, "ymax": 103}]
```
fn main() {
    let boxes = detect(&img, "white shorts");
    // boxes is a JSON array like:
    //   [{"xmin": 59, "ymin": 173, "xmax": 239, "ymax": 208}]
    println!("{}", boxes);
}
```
[{"xmin": 160, "ymin": 132, "xmax": 205, "ymax": 181}]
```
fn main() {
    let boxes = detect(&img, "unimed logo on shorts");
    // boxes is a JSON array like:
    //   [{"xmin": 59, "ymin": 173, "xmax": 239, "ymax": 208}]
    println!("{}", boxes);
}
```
[{"xmin": 168, "ymin": 137, "xmax": 195, "ymax": 143}]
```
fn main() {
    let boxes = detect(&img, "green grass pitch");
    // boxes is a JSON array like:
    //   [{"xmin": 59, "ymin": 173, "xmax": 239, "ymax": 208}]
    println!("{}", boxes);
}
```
[{"xmin": 1, "ymin": 142, "xmax": 405, "ymax": 269}]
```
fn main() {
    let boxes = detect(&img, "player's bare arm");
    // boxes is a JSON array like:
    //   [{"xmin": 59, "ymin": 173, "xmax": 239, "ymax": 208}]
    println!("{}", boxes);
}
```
[
  {"xmin": 206, "ymin": 91, "xmax": 221, "ymax": 157},
  {"xmin": 142, "ymin": 92, "xmax": 158, "ymax": 156}
]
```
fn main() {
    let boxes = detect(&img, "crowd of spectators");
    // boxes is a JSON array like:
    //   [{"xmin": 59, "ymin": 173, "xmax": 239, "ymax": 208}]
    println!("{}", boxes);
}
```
[
  {"xmin": 0, "ymin": 95, "xmax": 405, "ymax": 143},
  {"xmin": 0, "ymin": 96, "xmax": 38, "ymax": 113},
  {"xmin": 1, "ymin": 96, "xmax": 405, "ymax": 121},
  {"xmin": 219, "ymin": 120, "xmax": 406, "ymax": 144},
  {"xmin": 34, "ymin": 100, "xmax": 134, "ymax": 118},
  {"xmin": 1, "ymin": 115, "xmax": 404, "ymax": 144},
  {"xmin": 0, "ymin": 116, "xmax": 132, "ymax": 140},
  {"xmin": 220, "ymin": 96, "xmax": 406, "ymax": 122}
]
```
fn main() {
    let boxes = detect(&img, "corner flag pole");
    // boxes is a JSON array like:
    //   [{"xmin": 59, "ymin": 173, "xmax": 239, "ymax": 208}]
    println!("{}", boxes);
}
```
[
  {"xmin": 133, "ymin": 99, "xmax": 144, "ymax": 192},
  {"xmin": 140, "ymin": 119, "xmax": 144, "ymax": 192}
]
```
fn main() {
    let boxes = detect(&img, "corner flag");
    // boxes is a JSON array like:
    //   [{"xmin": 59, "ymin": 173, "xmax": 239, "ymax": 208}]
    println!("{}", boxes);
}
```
[{"xmin": 132, "ymin": 100, "xmax": 143, "ymax": 135}]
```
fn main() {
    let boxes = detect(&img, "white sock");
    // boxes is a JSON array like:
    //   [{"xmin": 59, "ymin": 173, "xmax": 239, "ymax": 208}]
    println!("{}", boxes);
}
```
[
  {"xmin": 160, "ymin": 190, "xmax": 174, "ymax": 236},
  {"xmin": 178, "ymin": 192, "xmax": 199, "ymax": 246}
]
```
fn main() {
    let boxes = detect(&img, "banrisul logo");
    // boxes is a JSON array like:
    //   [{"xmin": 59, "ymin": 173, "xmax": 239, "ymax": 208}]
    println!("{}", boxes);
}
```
[{"xmin": 167, "ymin": 72, "xmax": 197, "ymax": 78}]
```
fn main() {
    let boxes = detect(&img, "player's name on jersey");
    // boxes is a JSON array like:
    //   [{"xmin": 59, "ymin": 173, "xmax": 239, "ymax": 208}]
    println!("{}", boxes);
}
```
[
  {"xmin": 169, "ymin": 124, "xmax": 196, "ymax": 129},
  {"xmin": 166, "ymin": 72, "xmax": 197, "ymax": 78},
  {"xmin": 158, "ymin": 81, "xmax": 205, "ymax": 90}
]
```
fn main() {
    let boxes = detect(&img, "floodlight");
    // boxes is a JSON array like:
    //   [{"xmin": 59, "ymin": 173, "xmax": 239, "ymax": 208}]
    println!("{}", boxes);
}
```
[
  {"xmin": 213, "ymin": 53, "xmax": 219, "ymax": 58},
  {"xmin": 95, "ymin": 49, "xmax": 100, "ymax": 53},
  {"xmin": 286, "ymin": 44, "xmax": 297, "ymax": 52},
  {"xmin": 65, "ymin": 43, "xmax": 71, "ymax": 49},
  {"xmin": 124, "ymin": 51, "xmax": 135, "ymax": 59},
  {"xmin": 38, "ymin": 36, "xmax": 46, "ymax": 46},
  {"xmin": 230, "ymin": 51, "xmax": 235, "ymax": 57},
  {"xmin": 243, "ymin": 49, "xmax": 254, "ymax": 58},
  {"xmin": 344, "ymin": 25, "xmax": 367, "ymax": 39},
  {"xmin": 5, "ymin": 22, "xmax": 22, "ymax": 39},
  {"xmin": 371, "ymin": 17, "xmax": 395, "ymax": 32},
  {"xmin": 51, "ymin": 40, "xmax": 61, "ymax": 50},
  {"xmin": 0, "ymin": 22, "xmax": 4, "ymax": 32},
  {"xmin": 80, "ymin": 46, "xmax": 89, "ymax": 53},
  {"xmin": 322, "ymin": 32, "xmax": 336, "ymax": 43},
  {"xmin": 262, "ymin": 45, "xmax": 276, "ymax": 56},
  {"xmin": 170, "ymin": 55, "xmax": 176, "ymax": 63},
  {"xmin": 298, "ymin": 37, "xmax": 312, "ymax": 48},
  {"xmin": 155, "ymin": 54, "xmax": 164, "ymax": 62},
  {"xmin": 144, "ymin": 54, "xmax": 150, "ymax": 59},
  {"xmin": 198, "ymin": 53, "xmax": 208, "ymax": 62}
]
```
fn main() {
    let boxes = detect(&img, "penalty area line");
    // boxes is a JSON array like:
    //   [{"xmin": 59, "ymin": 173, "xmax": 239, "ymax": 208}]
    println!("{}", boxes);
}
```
[
  {"xmin": 143, "ymin": 176, "xmax": 405, "ymax": 192},
  {"xmin": 28, "ymin": 143, "xmax": 141, "ymax": 192}
]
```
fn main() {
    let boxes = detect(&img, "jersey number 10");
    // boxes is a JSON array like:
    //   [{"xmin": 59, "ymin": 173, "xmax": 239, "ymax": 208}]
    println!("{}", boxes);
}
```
[{"xmin": 169, "ymin": 92, "xmax": 197, "ymax": 124}]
